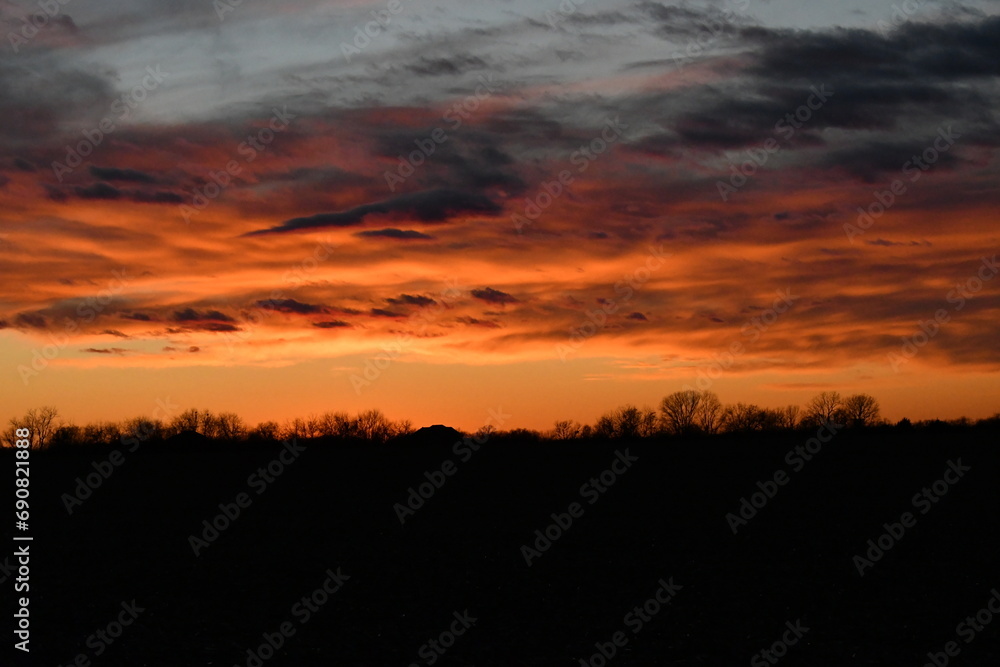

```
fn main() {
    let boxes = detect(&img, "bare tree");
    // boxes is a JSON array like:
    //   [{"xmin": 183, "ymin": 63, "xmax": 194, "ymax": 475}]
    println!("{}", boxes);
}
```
[
  {"xmin": 697, "ymin": 392, "xmax": 723, "ymax": 434},
  {"xmin": 777, "ymin": 405, "xmax": 800, "ymax": 430},
  {"xmin": 842, "ymin": 394, "xmax": 881, "ymax": 428},
  {"xmin": 616, "ymin": 405, "xmax": 643, "ymax": 438},
  {"xmin": 638, "ymin": 406, "xmax": 659, "ymax": 437},
  {"xmin": 594, "ymin": 413, "xmax": 615, "ymax": 438},
  {"xmin": 250, "ymin": 421, "xmax": 281, "ymax": 440},
  {"xmin": 720, "ymin": 403, "xmax": 766, "ymax": 433},
  {"xmin": 169, "ymin": 409, "xmax": 201, "ymax": 435},
  {"xmin": 659, "ymin": 390, "xmax": 701, "ymax": 435},
  {"xmin": 551, "ymin": 420, "xmax": 582, "ymax": 440},
  {"xmin": 659, "ymin": 390, "xmax": 721, "ymax": 435},
  {"xmin": 356, "ymin": 409, "xmax": 395, "ymax": 442},
  {"xmin": 6, "ymin": 407, "xmax": 60, "ymax": 448},
  {"xmin": 803, "ymin": 392, "xmax": 844, "ymax": 427},
  {"xmin": 215, "ymin": 412, "xmax": 247, "ymax": 440}
]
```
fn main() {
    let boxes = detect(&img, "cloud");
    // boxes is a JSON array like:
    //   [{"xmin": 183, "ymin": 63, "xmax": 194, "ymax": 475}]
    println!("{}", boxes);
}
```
[
  {"xmin": 313, "ymin": 320, "xmax": 351, "ymax": 329},
  {"xmin": 89, "ymin": 166, "xmax": 157, "ymax": 183},
  {"xmin": 405, "ymin": 56, "xmax": 488, "ymax": 77},
  {"xmin": 370, "ymin": 308, "xmax": 404, "ymax": 318},
  {"xmin": 130, "ymin": 190, "xmax": 184, "ymax": 204},
  {"xmin": 15, "ymin": 313, "xmax": 47, "ymax": 329},
  {"xmin": 627, "ymin": 312, "xmax": 648, "ymax": 321},
  {"xmin": 246, "ymin": 189, "xmax": 501, "ymax": 235},
  {"xmin": 196, "ymin": 322, "xmax": 241, "ymax": 333},
  {"xmin": 83, "ymin": 347, "xmax": 128, "ymax": 355},
  {"xmin": 173, "ymin": 308, "xmax": 235, "ymax": 322},
  {"xmin": 75, "ymin": 183, "xmax": 122, "ymax": 200},
  {"xmin": 471, "ymin": 287, "xmax": 518, "ymax": 305},
  {"xmin": 355, "ymin": 229, "xmax": 434, "ymax": 240},
  {"xmin": 387, "ymin": 294, "xmax": 437, "ymax": 307},
  {"xmin": 256, "ymin": 298, "xmax": 325, "ymax": 314},
  {"xmin": 456, "ymin": 316, "xmax": 500, "ymax": 328}
]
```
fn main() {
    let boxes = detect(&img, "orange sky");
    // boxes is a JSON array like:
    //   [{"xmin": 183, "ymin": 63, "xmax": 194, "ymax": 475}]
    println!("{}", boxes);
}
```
[{"xmin": 2, "ymin": 1, "xmax": 998, "ymax": 431}]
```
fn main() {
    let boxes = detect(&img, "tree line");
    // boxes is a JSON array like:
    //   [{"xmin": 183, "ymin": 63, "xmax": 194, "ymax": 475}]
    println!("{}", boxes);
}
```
[
  {"xmin": 3, "ymin": 391, "xmax": 998, "ymax": 449},
  {"xmin": 2, "ymin": 407, "xmax": 414, "ymax": 449}
]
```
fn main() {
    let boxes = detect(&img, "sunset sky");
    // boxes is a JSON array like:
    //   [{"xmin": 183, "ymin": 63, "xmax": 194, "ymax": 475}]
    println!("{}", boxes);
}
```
[{"xmin": 1, "ymin": 0, "xmax": 998, "ymax": 431}]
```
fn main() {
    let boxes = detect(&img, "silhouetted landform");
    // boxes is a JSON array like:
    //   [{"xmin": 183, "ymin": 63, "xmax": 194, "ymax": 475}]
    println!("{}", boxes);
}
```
[
  {"xmin": 5, "ymin": 392, "xmax": 999, "ymax": 451},
  {"xmin": 8, "ymin": 425, "xmax": 998, "ymax": 664},
  {"xmin": 401, "ymin": 424, "xmax": 464, "ymax": 445}
]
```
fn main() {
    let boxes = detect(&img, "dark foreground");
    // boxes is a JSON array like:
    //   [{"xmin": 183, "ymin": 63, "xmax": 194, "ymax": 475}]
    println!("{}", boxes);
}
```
[{"xmin": 4, "ymin": 427, "xmax": 999, "ymax": 666}]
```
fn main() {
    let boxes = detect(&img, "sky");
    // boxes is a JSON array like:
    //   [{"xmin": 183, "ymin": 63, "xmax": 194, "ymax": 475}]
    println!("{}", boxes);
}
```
[{"xmin": 1, "ymin": 0, "xmax": 999, "ymax": 431}]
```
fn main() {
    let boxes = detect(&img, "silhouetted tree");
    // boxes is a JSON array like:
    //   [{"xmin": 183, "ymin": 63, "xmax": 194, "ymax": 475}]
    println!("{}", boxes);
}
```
[
  {"xmin": 720, "ymin": 403, "xmax": 766, "ymax": 433},
  {"xmin": 803, "ymin": 392, "xmax": 844, "ymax": 427},
  {"xmin": 250, "ymin": 421, "xmax": 281, "ymax": 440},
  {"xmin": 5, "ymin": 406, "xmax": 60, "ymax": 448},
  {"xmin": 659, "ymin": 390, "xmax": 721, "ymax": 435},
  {"xmin": 169, "ymin": 409, "xmax": 202, "ymax": 435},
  {"xmin": 777, "ymin": 405, "xmax": 800, "ymax": 430},
  {"xmin": 122, "ymin": 416, "xmax": 164, "ymax": 443},
  {"xmin": 842, "ymin": 394, "xmax": 880, "ymax": 428},
  {"xmin": 215, "ymin": 412, "xmax": 247, "ymax": 440},
  {"xmin": 551, "ymin": 420, "xmax": 583, "ymax": 440}
]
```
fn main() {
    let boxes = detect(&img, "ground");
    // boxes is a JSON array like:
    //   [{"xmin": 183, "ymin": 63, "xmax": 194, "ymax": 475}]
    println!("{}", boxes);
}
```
[{"xmin": 5, "ymin": 427, "xmax": 999, "ymax": 665}]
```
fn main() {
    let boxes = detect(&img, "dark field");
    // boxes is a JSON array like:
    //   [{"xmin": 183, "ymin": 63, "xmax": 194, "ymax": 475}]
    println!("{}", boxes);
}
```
[{"xmin": 6, "ymin": 427, "xmax": 1000, "ymax": 666}]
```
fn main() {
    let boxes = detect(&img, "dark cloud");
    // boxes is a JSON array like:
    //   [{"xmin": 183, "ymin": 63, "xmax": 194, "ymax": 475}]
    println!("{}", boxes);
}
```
[
  {"xmin": 197, "ymin": 322, "xmax": 241, "ymax": 333},
  {"xmin": 355, "ymin": 229, "xmax": 434, "ymax": 240},
  {"xmin": 405, "ymin": 56, "xmax": 487, "ymax": 77},
  {"xmin": 248, "ymin": 189, "xmax": 500, "ymax": 235},
  {"xmin": 122, "ymin": 312, "xmax": 153, "ymax": 321},
  {"xmin": 15, "ymin": 313, "xmax": 47, "ymax": 329},
  {"xmin": 313, "ymin": 320, "xmax": 351, "ymax": 329},
  {"xmin": 471, "ymin": 287, "xmax": 518, "ymax": 305},
  {"xmin": 83, "ymin": 347, "xmax": 127, "ymax": 355},
  {"xmin": 130, "ymin": 190, "xmax": 184, "ymax": 204},
  {"xmin": 387, "ymin": 294, "xmax": 437, "ymax": 307},
  {"xmin": 173, "ymin": 308, "xmax": 235, "ymax": 322},
  {"xmin": 256, "ymin": 298, "xmax": 325, "ymax": 314},
  {"xmin": 101, "ymin": 329, "xmax": 129, "ymax": 338},
  {"xmin": 456, "ymin": 316, "xmax": 500, "ymax": 328},
  {"xmin": 75, "ymin": 182, "xmax": 122, "ymax": 200},
  {"xmin": 89, "ymin": 166, "xmax": 157, "ymax": 184},
  {"xmin": 370, "ymin": 308, "xmax": 404, "ymax": 318},
  {"xmin": 627, "ymin": 312, "xmax": 648, "ymax": 321},
  {"xmin": 44, "ymin": 185, "xmax": 69, "ymax": 202},
  {"xmin": 820, "ymin": 134, "xmax": 963, "ymax": 182},
  {"xmin": 13, "ymin": 158, "xmax": 35, "ymax": 172}
]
